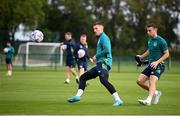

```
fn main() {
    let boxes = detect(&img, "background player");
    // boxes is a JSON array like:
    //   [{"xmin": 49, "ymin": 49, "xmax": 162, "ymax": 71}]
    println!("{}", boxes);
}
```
[
  {"xmin": 76, "ymin": 34, "xmax": 93, "ymax": 76},
  {"xmin": 60, "ymin": 32, "xmax": 79, "ymax": 84},
  {"xmin": 136, "ymin": 23, "xmax": 169, "ymax": 106},
  {"xmin": 4, "ymin": 42, "xmax": 15, "ymax": 76}
]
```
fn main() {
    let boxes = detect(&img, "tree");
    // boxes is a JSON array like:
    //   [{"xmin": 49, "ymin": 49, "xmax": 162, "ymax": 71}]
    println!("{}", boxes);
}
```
[
  {"xmin": 0, "ymin": 0, "xmax": 46, "ymax": 40},
  {"xmin": 126, "ymin": 0, "xmax": 179, "ymax": 53},
  {"xmin": 1, "ymin": 0, "xmax": 178, "ymax": 54}
]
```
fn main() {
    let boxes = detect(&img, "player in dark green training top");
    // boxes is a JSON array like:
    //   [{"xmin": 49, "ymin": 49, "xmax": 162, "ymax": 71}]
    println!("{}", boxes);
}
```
[
  {"xmin": 4, "ymin": 42, "xmax": 15, "ymax": 76},
  {"xmin": 67, "ymin": 21, "xmax": 124, "ymax": 106},
  {"xmin": 136, "ymin": 23, "xmax": 169, "ymax": 106}
]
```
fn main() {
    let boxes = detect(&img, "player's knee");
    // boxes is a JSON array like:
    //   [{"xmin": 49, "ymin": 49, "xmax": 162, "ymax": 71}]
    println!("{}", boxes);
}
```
[
  {"xmin": 99, "ymin": 76, "xmax": 108, "ymax": 85},
  {"xmin": 79, "ymin": 76, "xmax": 86, "ymax": 82},
  {"xmin": 99, "ymin": 77, "xmax": 104, "ymax": 84},
  {"xmin": 79, "ymin": 72, "xmax": 88, "ymax": 82},
  {"xmin": 99, "ymin": 69, "xmax": 109, "ymax": 77},
  {"xmin": 136, "ymin": 79, "xmax": 142, "ymax": 85}
]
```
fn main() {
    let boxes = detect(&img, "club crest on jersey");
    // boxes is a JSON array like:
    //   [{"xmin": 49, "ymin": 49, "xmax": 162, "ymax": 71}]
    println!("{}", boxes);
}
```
[
  {"xmin": 156, "ymin": 69, "xmax": 161, "ymax": 74},
  {"xmin": 80, "ymin": 45, "xmax": 83, "ymax": 48},
  {"xmin": 153, "ymin": 42, "xmax": 157, "ymax": 47},
  {"xmin": 80, "ymin": 65, "xmax": 83, "ymax": 68}
]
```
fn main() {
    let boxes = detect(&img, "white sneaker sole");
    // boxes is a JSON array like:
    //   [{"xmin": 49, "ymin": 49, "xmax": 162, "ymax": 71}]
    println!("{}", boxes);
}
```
[{"xmin": 138, "ymin": 99, "xmax": 151, "ymax": 106}]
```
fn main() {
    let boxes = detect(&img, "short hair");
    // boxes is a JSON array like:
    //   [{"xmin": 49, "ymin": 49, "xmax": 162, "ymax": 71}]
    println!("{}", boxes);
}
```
[
  {"xmin": 146, "ymin": 23, "xmax": 158, "ymax": 29},
  {"xmin": 80, "ymin": 34, "xmax": 87, "ymax": 37},
  {"xmin": 65, "ymin": 32, "xmax": 72, "ymax": 36},
  {"xmin": 93, "ymin": 21, "xmax": 104, "ymax": 26},
  {"xmin": 6, "ymin": 41, "xmax": 11, "ymax": 45},
  {"xmin": 7, "ymin": 41, "xmax": 11, "ymax": 44}
]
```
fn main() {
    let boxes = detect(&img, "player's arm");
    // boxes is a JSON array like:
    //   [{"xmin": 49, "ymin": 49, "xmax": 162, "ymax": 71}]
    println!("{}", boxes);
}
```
[
  {"xmin": 83, "ymin": 47, "xmax": 89, "ymax": 58},
  {"xmin": 157, "ymin": 50, "xmax": 169, "ymax": 64},
  {"xmin": 86, "ymin": 52, "xmax": 94, "ymax": 63},
  {"xmin": 74, "ymin": 44, "xmax": 80, "ymax": 59},
  {"xmin": 156, "ymin": 39, "xmax": 169, "ymax": 64},
  {"xmin": 89, "ymin": 58, "xmax": 94, "ymax": 63},
  {"xmin": 82, "ymin": 47, "xmax": 93, "ymax": 63},
  {"xmin": 150, "ymin": 39, "xmax": 169, "ymax": 69},
  {"xmin": 63, "ymin": 41, "xmax": 69, "ymax": 45},
  {"xmin": 137, "ymin": 50, "xmax": 149, "ymax": 59},
  {"xmin": 64, "ymin": 39, "xmax": 75, "ymax": 46},
  {"xmin": 87, "ymin": 55, "xmax": 94, "ymax": 63},
  {"xmin": 150, "ymin": 50, "xmax": 169, "ymax": 69}
]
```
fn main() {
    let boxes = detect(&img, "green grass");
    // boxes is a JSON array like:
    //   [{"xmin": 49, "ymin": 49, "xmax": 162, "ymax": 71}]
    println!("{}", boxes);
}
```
[{"xmin": 0, "ymin": 68, "xmax": 180, "ymax": 115}]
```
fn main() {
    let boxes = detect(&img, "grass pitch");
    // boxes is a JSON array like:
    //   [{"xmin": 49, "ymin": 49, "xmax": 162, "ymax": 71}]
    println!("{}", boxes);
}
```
[{"xmin": 0, "ymin": 67, "xmax": 180, "ymax": 115}]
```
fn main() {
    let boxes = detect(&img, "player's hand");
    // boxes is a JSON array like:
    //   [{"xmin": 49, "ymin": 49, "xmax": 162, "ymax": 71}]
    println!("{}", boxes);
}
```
[
  {"xmin": 135, "ymin": 55, "xmax": 142, "ymax": 66},
  {"xmin": 89, "ymin": 58, "xmax": 94, "ymax": 63},
  {"xmin": 136, "ymin": 55, "xmax": 143, "ymax": 59},
  {"xmin": 92, "ymin": 55, "xmax": 96, "ymax": 62},
  {"xmin": 150, "ymin": 61, "xmax": 159, "ymax": 69}
]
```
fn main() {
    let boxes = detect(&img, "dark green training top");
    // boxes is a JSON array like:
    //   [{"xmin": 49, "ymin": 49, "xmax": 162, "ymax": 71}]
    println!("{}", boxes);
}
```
[
  {"xmin": 96, "ymin": 32, "xmax": 112, "ymax": 68},
  {"xmin": 148, "ymin": 35, "xmax": 168, "ymax": 63}
]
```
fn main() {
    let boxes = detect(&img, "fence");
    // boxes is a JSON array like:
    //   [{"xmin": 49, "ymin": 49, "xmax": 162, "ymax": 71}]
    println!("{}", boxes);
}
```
[{"xmin": 0, "ymin": 54, "xmax": 179, "ymax": 73}]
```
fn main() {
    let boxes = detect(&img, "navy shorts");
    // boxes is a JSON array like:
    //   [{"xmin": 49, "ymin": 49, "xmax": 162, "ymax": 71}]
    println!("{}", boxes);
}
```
[
  {"xmin": 142, "ymin": 64, "xmax": 165, "ymax": 79},
  {"xmin": 77, "ymin": 61, "xmax": 87, "ymax": 71},
  {"xmin": 66, "ymin": 57, "xmax": 76, "ymax": 68},
  {"xmin": 5, "ymin": 58, "xmax": 12, "ymax": 64}
]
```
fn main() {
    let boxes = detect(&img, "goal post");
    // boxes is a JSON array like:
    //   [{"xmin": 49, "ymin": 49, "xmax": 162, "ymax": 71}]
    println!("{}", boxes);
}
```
[{"xmin": 14, "ymin": 42, "xmax": 63, "ymax": 67}]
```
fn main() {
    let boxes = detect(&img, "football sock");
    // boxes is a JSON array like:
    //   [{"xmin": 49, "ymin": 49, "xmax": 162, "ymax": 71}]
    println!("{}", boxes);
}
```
[
  {"xmin": 112, "ymin": 92, "xmax": 120, "ymax": 101},
  {"xmin": 154, "ymin": 90, "xmax": 158, "ymax": 95},
  {"xmin": 75, "ymin": 76, "xmax": 79, "ymax": 79},
  {"xmin": 76, "ymin": 89, "xmax": 83, "ymax": 97},
  {"xmin": 146, "ymin": 96, "xmax": 152, "ymax": 103}
]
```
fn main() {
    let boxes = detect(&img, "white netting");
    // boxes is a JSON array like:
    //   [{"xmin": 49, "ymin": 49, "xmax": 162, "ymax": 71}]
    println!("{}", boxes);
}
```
[{"xmin": 14, "ymin": 42, "xmax": 63, "ymax": 67}]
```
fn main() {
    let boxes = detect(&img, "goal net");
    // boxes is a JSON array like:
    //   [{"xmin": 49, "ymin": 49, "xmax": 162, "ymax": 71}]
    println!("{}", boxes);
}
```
[{"xmin": 14, "ymin": 42, "xmax": 63, "ymax": 67}]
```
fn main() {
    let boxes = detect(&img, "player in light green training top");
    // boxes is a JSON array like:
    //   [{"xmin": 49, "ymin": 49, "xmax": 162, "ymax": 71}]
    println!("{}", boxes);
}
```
[
  {"xmin": 136, "ymin": 23, "xmax": 169, "ymax": 106},
  {"xmin": 67, "ymin": 21, "xmax": 123, "ymax": 106}
]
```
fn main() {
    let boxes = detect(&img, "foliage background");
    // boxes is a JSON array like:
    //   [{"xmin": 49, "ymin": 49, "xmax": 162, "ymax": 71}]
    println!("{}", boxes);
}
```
[{"xmin": 0, "ymin": 0, "xmax": 179, "ymax": 55}]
